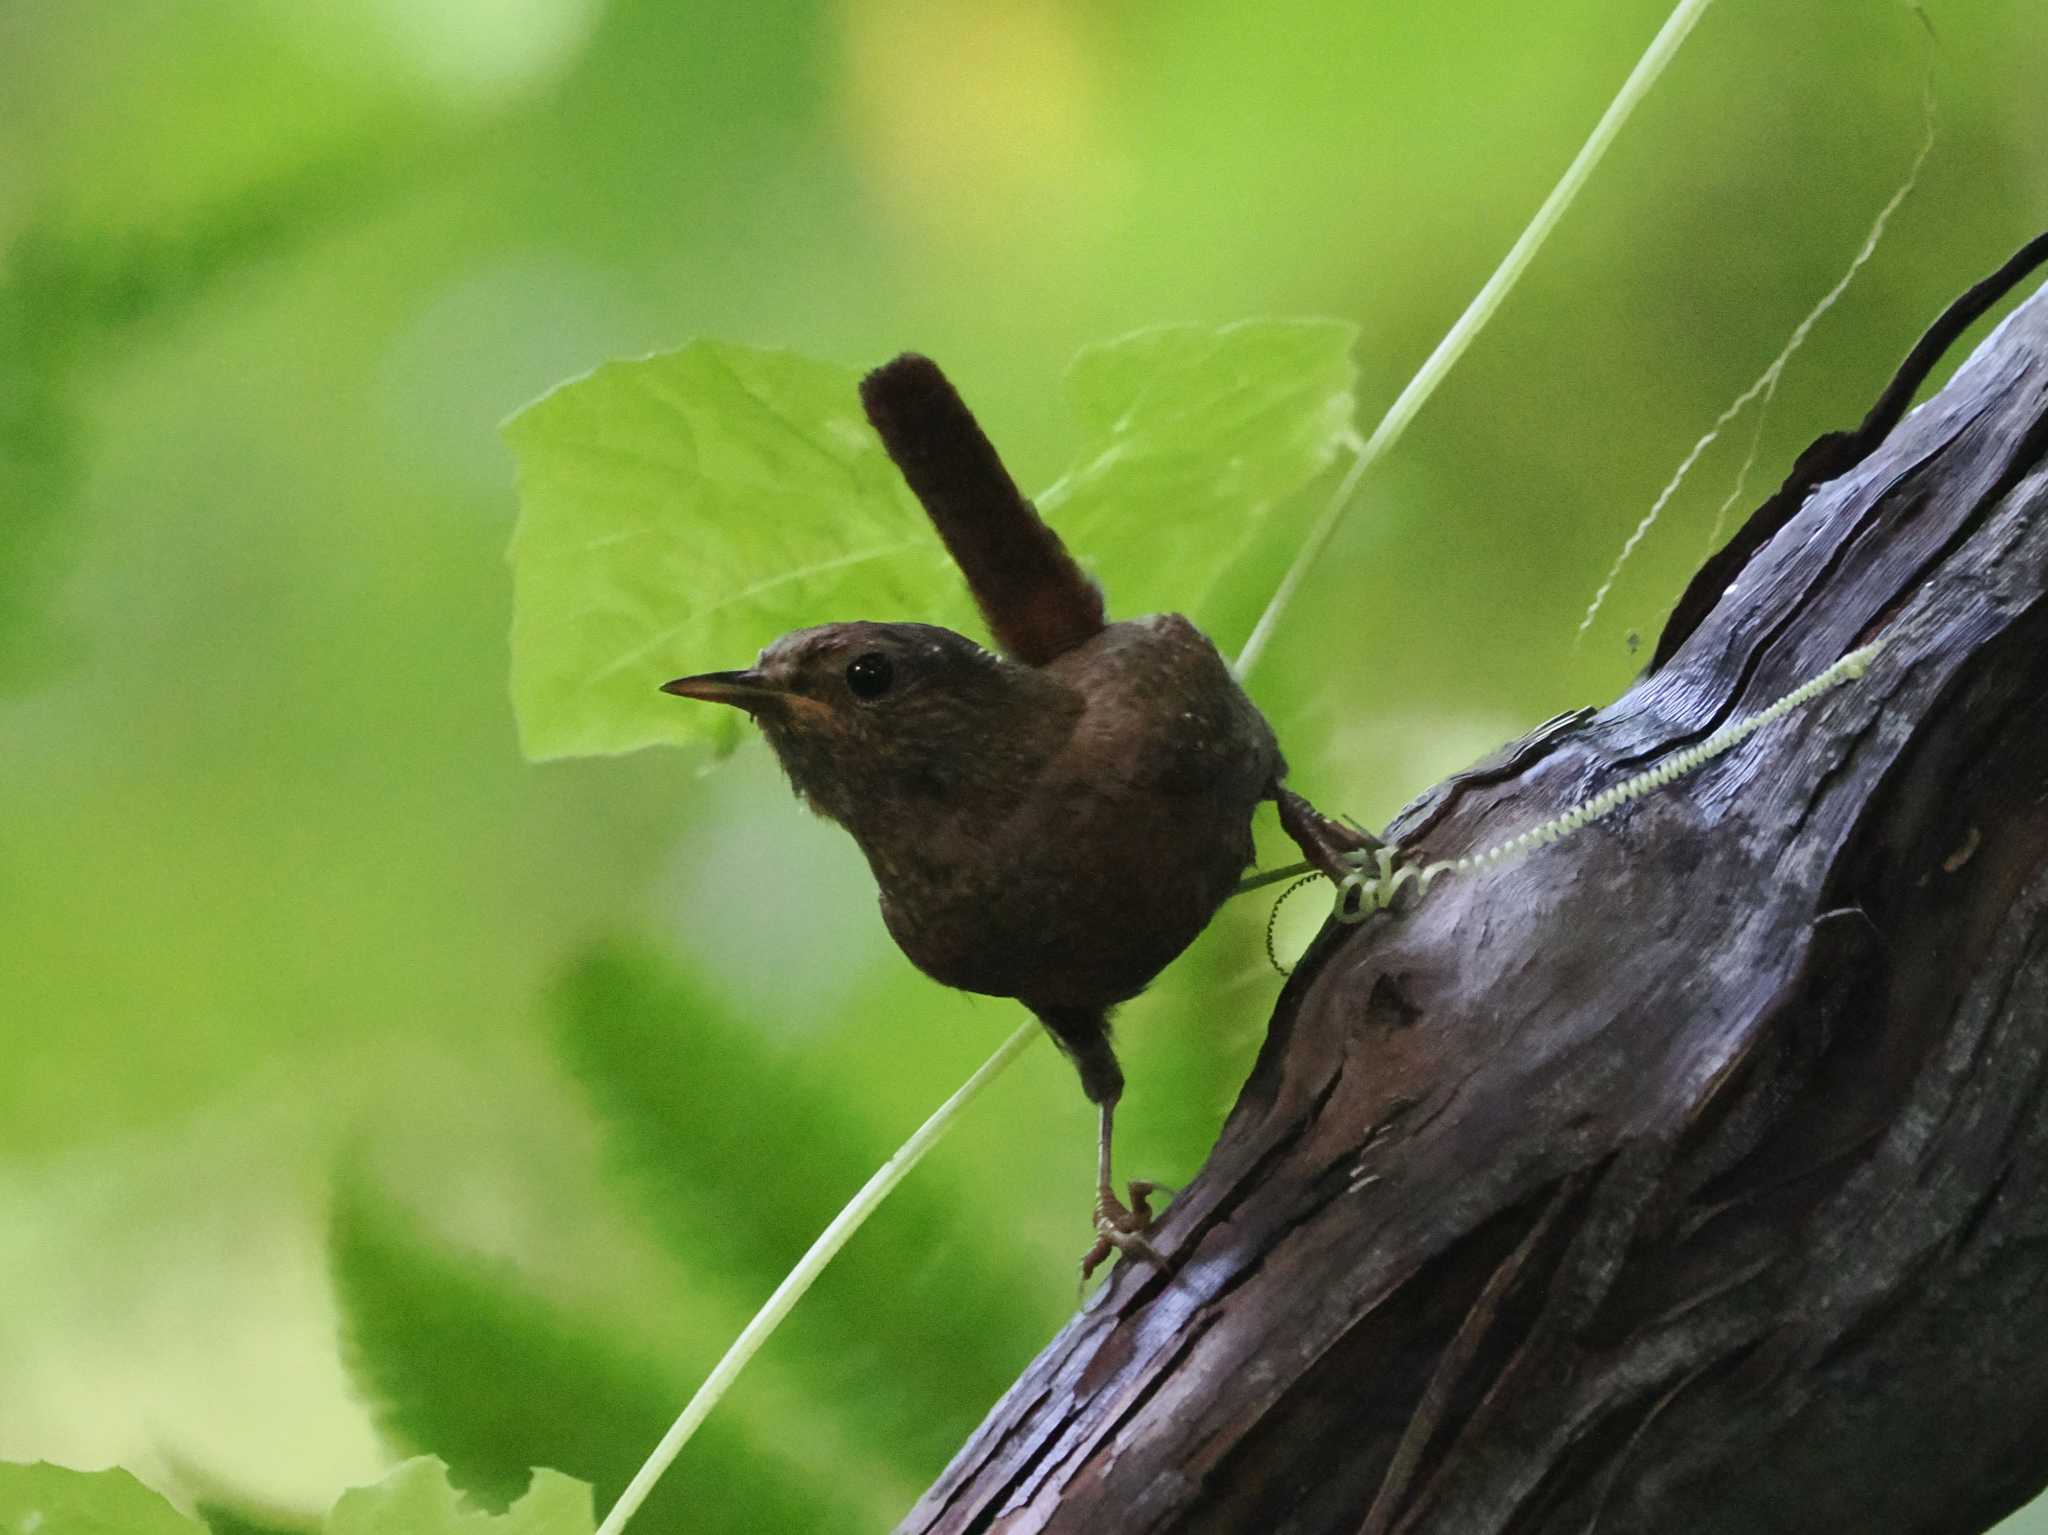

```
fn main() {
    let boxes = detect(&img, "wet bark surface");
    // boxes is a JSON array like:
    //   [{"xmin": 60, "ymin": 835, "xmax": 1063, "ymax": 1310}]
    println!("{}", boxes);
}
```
[{"xmin": 899, "ymin": 271, "xmax": 2048, "ymax": 1534}]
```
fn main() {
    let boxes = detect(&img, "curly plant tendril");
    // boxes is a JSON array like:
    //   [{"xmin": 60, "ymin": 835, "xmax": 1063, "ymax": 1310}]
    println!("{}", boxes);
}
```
[
  {"xmin": 1265, "ymin": 873, "xmax": 1326, "ymax": 976},
  {"xmin": 1325, "ymin": 641, "xmax": 1883, "ymax": 923}
]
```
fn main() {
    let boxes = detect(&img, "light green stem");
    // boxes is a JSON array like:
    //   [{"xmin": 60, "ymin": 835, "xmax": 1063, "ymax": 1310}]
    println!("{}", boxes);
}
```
[
  {"xmin": 1233, "ymin": 0, "xmax": 1718, "ymax": 683},
  {"xmin": 1236, "ymin": 860, "xmax": 1317, "ymax": 895},
  {"xmin": 594, "ymin": 1021, "xmax": 1040, "ymax": 1535}
]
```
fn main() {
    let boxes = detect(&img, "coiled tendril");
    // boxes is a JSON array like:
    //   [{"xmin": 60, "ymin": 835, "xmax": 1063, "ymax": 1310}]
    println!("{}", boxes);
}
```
[{"xmin": 1330, "ymin": 640, "xmax": 1883, "ymax": 923}]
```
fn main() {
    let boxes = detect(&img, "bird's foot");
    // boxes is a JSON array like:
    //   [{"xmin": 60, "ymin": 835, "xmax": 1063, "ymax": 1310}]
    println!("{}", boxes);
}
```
[
  {"xmin": 1079, "ymin": 1179, "xmax": 1175, "ymax": 1289},
  {"xmin": 1274, "ymin": 786, "xmax": 1382, "ymax": 885}
]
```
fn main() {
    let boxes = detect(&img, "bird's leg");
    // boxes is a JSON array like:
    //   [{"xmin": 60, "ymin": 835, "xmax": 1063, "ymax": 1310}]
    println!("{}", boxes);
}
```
[
  {"xmin": 1080, "ymin": 1097, "xmax": 1173, "ymax": 1286},
  {"xmin": 1274, "ymin": 784, "xmax": 1382, "ymax": 884},
  {"xmin": 1034, "ymin": 1005, "xmax": 1175, "ymax": 1286}
]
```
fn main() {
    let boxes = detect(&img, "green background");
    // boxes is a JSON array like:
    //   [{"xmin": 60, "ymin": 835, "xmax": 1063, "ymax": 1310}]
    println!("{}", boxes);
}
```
[{"xmin": 3, "ymin": 0, "xmax": 2045, "ymax": 1528}]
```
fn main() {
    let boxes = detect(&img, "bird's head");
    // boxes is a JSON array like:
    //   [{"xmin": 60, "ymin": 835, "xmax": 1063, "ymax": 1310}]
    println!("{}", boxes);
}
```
[{"xmin": 663, "ymin": 621, "xmax": 1073, "ymax": 832}]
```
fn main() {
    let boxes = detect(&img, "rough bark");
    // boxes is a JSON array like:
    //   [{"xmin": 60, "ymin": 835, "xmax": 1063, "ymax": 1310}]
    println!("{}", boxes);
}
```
[{"xmin": 899, "ymin": 265, "xmax": 2048, "ymax": 1534}]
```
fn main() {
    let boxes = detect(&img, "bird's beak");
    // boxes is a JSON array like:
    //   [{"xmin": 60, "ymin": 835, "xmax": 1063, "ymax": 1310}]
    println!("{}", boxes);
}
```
[{"xmin": 660, "ymin": 668, "xmax": 782, "ymax": 714}]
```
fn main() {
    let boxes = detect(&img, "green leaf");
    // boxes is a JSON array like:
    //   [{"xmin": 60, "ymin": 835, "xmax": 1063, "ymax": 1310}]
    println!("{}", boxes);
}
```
[
  {"xmin": 325, "ymin": 1459, "xmax": 589, "ymax": 1535},
  {"xmin": 1041, "ymin": 318, "xmax": 1359, "ymax": 639},
  {"xmin": 0, "ymin": 1462, "xmax": 198, "ymax": 1535},
  {"xmin": 0, "ymin": 1459, "xmax": 593, "ymax": 1535},
  {"xmin": 549, "ymin": 941, "xmax": 1056, "ymax": 1475},
  {"xmin": 0, "ymin": 1460, "xmax": 591, "ymax": 1535},
  {"xmin": 504, "ymin": 322, "xmax": 1358, "ymax": 762},
  {"xmin": 502, "ymin": 342, "xmax": 957, "ymax": 760},
  {"xmin": 329, "ymin": 1175, "xmax": 866, "ymax": 1533}
]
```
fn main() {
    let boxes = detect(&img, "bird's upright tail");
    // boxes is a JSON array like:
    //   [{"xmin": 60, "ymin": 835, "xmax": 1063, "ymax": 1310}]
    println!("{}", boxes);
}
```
[{"xmin": 860, "ymin": 353, "xmax": 1106, "ymax": 668}]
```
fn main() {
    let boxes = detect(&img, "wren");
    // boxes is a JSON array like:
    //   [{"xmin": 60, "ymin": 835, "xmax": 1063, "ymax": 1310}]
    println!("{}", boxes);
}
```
[{"xmin": 664, "ymin": 354, "xmax": 1374, "ymax": 1282}]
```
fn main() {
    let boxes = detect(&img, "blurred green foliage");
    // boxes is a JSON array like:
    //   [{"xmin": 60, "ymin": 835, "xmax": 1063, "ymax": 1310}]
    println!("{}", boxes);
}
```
[
  {"xmin": 331, "ymin": 1162, "xmax": 851, "ymax": 1531},
  {"xmin": 4, "ymin": 0, "xmax": 2046, "ymax": 1530},
  {"xmin": 543, "ymin": 943, "xmax": 1051, "ymax": 1498}
]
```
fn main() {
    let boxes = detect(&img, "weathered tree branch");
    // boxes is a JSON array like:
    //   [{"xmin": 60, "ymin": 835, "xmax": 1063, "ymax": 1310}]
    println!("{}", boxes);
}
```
[{"xmin": 900, "ymin": 256, "xmax": 2048, "ymax": 1534}]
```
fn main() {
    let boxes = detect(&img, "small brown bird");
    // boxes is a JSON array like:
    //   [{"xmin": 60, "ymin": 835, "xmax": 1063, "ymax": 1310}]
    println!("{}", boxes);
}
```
[{"xmin": 664, "ymin": 355, "xmax": 1372, "ymax": 1281}]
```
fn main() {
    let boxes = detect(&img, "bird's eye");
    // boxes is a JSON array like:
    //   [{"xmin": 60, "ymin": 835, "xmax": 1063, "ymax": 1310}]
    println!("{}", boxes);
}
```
[{"xmin": 845, "ymin": 651, "xmax": 895, "ymax": 701}]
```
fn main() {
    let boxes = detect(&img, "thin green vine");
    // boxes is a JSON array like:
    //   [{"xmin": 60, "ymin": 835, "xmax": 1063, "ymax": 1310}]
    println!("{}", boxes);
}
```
[{"xmin": 594, "ymin": 1021, "xmax": 1039, "ymax": 1535}]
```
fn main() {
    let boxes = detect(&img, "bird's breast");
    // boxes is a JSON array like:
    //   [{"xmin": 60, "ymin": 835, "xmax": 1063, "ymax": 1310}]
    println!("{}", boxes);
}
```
[{"xmin": 868, "ymin": 767, "xmax": 1260, "ymax": 1010}]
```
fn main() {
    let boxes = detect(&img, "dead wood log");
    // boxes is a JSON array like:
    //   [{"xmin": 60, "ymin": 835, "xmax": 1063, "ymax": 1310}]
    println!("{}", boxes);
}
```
[{"xmin": 900, "ymin": 248, "xmax": 2048, "ymax": 1535}]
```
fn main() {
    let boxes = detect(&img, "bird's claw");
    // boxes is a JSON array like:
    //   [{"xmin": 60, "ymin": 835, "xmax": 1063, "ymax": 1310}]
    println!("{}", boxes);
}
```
[
  {"xmin": 1079, "ymin": 1179, "xmax": 1176, "ymax": 1290},
  {"xmin": 1274, "ymin": 786, "xmax": 1382, "ymax": 885}
]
